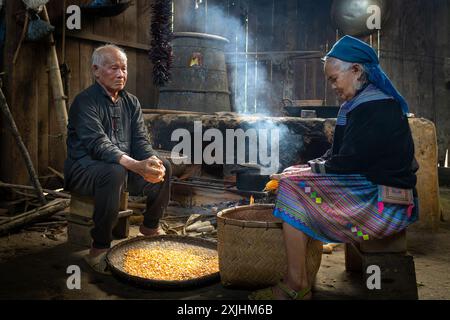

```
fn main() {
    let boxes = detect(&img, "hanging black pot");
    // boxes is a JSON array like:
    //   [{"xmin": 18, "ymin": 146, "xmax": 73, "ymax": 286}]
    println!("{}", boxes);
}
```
[{"xmin": 330, "ymin": 0, "xmax": 390, "ymax": 37}]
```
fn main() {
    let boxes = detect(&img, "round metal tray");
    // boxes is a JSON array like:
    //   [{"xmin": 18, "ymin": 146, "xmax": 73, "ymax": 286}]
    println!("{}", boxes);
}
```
[{"xmin": 106, "ymin": 235, "xmax": 220, "ymax": 289}]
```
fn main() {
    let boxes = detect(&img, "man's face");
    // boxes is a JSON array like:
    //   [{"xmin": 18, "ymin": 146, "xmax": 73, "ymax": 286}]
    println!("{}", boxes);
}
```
[
  {"xmin": 324, "ymin": 60, "xmax": 361, "ymax": 102},
  {"xmin": 93, "ymin": 49, "xmax": 128, "ymax": 95}
]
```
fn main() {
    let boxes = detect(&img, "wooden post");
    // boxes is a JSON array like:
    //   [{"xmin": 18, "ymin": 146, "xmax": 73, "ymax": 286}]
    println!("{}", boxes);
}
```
[{"xmin": 42, "ymin": 5, "xmax": 68, "ymax": 156}]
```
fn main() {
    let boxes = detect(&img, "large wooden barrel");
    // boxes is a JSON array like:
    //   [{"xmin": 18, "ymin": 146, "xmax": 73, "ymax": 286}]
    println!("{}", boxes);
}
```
[{"xmin": 158, "ymin": 32, "xmax": 231, "ymax": 113}]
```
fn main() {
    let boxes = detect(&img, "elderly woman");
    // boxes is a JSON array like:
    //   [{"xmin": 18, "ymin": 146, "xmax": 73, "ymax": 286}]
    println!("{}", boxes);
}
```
[{"xmin": 250, "ymin": 36, "xmax": 419, "ymax": 300}]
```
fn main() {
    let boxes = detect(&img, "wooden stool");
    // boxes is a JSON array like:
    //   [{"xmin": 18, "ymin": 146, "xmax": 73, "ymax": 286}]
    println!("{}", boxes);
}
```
[
  {"xmin": 344, "ymin": 230, "xmax": 419, "ymax": 300},
  {"xmin": 67, "ymin": 192, "xmax": 133, "ymax": 248}
]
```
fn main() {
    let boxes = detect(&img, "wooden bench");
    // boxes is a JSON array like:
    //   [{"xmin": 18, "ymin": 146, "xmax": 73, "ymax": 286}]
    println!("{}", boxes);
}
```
[
  {"xmin": 67, "ymin": 192, "xmax": 133, "ymax": 248},
  {"xmin": 344, "ymin": 230, "xmax": 419, "ymax": 300}
]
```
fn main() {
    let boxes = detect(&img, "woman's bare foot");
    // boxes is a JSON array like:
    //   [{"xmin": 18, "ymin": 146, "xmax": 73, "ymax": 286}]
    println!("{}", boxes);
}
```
[{"xmin": 139, "ymin": 225, "xmax": 166, "ymax": 236}]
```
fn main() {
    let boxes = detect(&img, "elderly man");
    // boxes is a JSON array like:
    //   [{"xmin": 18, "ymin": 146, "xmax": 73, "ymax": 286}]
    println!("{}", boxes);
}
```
[
  {"xmin": 250, "ymin": 36, "xmax": 419, "ymax": 300},
  {"xmin": 64, "ymin": 44, "xmax": 171, "ymax": 274}
]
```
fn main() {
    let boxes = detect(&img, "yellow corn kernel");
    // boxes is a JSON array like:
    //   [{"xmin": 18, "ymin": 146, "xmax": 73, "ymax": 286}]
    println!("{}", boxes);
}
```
[
  {"xmin": 264, "ymin": 179, "xmax": 279, "ymax": 192},
  {"xmin": 123, "ymin": 248, "xmax": 219, "ymax": 281}
]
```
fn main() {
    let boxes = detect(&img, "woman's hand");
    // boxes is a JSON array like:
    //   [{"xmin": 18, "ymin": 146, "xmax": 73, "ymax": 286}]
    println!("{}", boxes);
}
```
[
  {"xmin": 270, "ymin": 166, "xmax": 311, "ymax": 181},
  {"xmin": 282, "ymin": 164, "xmax": 310, "ymax": 173}
]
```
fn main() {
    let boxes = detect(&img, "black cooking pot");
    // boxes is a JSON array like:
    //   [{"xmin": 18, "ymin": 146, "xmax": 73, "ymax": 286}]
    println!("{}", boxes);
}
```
[
  {"xmin": 231, "ymin": 165, "xmax": 271, "ymax": 192},
  {"xmin": 284, "ymin": 106, "xmax": 340, "ymax": 118}
]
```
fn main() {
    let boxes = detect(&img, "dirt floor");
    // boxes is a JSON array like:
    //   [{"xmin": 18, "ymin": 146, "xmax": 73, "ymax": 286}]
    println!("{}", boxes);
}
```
[{"xmin": 0, "ymin": 188, "xmax": 449, "ymax": 300}]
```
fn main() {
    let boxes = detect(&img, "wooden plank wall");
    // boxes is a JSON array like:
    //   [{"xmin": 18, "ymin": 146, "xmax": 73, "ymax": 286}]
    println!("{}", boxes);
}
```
[
  {"xmin": 0, "ymin": 0, "xmax": 448, "ymax": 186},
  {"xmin": 380, "ymin": 0, "xmax": 450, "ymax": 165},
  {"xmin": 1, "ymin": 0, "xmax": 44, "ymax": 186},
  {"xmin": 60, "ymin": 0, "xmax": 157, "ymax": 108},
  {"xmin": 211, "ymin": 0, "xmax": 336, "ymax": 115}
]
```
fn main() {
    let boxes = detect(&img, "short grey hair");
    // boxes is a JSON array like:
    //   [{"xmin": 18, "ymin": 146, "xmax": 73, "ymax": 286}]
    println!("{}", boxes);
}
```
[
  {"xmin": 92, "ymin": 44, "xmax": 127, "ymax": 67},
  {"xmin": 323, "ymin": 56, "xmax": 369, "ymax": 89}
]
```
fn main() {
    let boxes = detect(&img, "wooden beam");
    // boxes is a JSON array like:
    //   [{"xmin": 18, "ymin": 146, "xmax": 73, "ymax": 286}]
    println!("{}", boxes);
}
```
[
  {"xmin": 63, "ymin": 31, "xmax": 151, "ymax": 51},
  {"xmin": 142, "ymin": 108, "xmax": 206, "ymax": 115}
]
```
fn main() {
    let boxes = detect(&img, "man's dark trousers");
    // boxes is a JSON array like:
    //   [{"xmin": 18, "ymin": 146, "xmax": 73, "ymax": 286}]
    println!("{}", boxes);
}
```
[{"xmin": 65, "ymin": 159, "xmax": 172, "ymax": 249}]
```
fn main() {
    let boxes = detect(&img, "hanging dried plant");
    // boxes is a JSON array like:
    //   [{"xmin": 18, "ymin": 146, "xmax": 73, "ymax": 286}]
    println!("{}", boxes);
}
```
[{"xmin": 149, "ymin": 0, "xmax": 173, "ymax": 87}]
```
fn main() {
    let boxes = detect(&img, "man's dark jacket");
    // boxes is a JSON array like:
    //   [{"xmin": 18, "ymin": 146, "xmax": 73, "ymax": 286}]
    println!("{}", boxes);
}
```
[{"xmin": 64, "ymin": 82, "xmax": 157, "ymax": 185}]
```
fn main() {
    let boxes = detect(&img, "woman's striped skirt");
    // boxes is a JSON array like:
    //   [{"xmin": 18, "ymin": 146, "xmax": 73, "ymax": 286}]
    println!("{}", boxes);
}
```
[{"xmin": 273, "ymin": 173, "xmax": 418, "ymax": 244}]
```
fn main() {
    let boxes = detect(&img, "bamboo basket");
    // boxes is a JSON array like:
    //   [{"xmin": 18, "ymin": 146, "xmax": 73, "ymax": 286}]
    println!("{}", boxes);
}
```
[{"xmin": 217, "ymin": 204, "xmax": 323, "ymax": 288}]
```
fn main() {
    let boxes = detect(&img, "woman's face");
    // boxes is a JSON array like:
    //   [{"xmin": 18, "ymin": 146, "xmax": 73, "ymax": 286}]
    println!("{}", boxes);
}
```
[{"xmin": 324, "ymin": 60, "xmax": 363, "ymax": 102}]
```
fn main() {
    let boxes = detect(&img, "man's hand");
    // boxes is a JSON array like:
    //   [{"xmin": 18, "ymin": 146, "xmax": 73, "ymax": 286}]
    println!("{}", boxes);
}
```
[
  {"xmin": 119, "ymin": 155, "xmax": 166, "ymax": 184},
  {"xmin": 143, "ymin": 156, "xmax": 166, "ymax": 183}
]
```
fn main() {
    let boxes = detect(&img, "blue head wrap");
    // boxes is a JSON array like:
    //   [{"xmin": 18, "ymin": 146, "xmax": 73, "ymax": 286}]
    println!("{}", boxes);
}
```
[{"xmin": 326, "ymin": 35, "xmax": 409, "ymax": 114}]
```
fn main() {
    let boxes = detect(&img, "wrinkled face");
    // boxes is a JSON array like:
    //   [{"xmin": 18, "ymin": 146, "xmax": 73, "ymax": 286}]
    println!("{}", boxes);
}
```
[
  {"xmin": 324, "ymin": 59, "xmax": 363, "ymax": 102},
  {"xmin": 93, "ymin": 49, "xmax": 128, "ymax": 95}
]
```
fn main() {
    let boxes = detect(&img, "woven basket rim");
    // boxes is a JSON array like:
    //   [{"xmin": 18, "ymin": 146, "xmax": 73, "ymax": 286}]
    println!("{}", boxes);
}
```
[{"xmin": 217, "ymin": 204, "xmax": 282, "ymax": 228}]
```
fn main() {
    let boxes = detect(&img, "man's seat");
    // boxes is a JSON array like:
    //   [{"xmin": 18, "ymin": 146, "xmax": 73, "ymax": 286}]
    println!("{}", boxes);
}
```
[
  {"xmin": 67, "ymin": 192, "xmax": 133, "ymax": 248},
  {"xmin": 344, "ymin": 230, "xmax": 418, "ymax": 300}
]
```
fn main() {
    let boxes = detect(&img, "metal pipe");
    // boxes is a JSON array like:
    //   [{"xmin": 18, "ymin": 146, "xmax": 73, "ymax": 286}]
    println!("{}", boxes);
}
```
[
  {"xmin": 377, "ymin": 29, "xmax": 381, "ymax": 57},
  {"xmin": 244, "ymin": 13, "xmax": 249, "ymax": 113},
  {"xmin": 254, "ymin": 37, "xmax": 258, "ymax": 113}
]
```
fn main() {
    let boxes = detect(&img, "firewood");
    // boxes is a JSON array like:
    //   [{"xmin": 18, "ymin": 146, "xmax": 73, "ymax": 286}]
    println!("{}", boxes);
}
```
[
  {"xmin": 128, "ymin": 202, "xmax": 147, "ymax": 209},
  {"xmin": 0, "ymin": 199, "xmax": 70, "ymax": 236},
  {"xmin": 48, "ymin": 166, "xmax": 64, "ymax": 180},
  {"xmin": 0, "ymin": 181, "xmax": 70, "ymax": 199}
]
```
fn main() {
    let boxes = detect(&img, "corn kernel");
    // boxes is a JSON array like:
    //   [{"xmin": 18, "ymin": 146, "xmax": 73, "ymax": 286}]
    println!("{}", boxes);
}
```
[{"xmin": 123, "ymin": 248, "xmax": 219, "ymax": 281}]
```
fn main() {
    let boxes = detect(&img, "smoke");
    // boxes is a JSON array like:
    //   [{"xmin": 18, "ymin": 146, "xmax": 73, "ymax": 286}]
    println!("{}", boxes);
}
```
[
  {"xmin": 193, "ymin": 2, "xmax": 276, "ymax": 115},
  {"xmin": 170, "ymin": 1, "xmax": 299, "ymax": 173}
]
